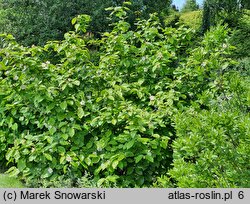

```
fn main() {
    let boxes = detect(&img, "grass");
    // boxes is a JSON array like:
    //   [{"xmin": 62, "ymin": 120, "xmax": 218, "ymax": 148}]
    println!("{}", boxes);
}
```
[{"xmin": 0, "ymin": 174, "xmax": 24, "ymax": 188}]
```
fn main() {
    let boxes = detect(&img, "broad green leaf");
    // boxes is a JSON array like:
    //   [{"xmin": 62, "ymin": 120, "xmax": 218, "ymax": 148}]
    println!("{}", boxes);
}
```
[
  {"xmin": 85, "ymin": 157, "xmax": 92, "ymax": 166},
  {"xmin": 106, "ymin": 175, "xmax": 119, "ymax": 183},
  {"xmin": 137, "ymin": 177, "xmax": 144, "ymax": 186},
  {"xmin": 44, "ymin": 153, "xmax": 53, "ymax": 161},
  {"xmin": 73, "ymin": 124, "xmax": 82, "ymax": 130},
  {"xmin": 60, "ymin": 101, "xmax": 67, "ymax": 110},
  {"xmin": 118, "ymin": 161, "xmax": 124, "ymax": 169},
  {"xmin": 17, "ymin": 159, "xmax": 26, "ymax": 171},
  {"xmin": 97, "ymin": 178, "xmax": 105, "ymax": 187},
  {"xmin": 68, "ymin": 128, "xmax": 75, "ymax": 137},
  {"xmin": 11, "ymin": 123, "xmax": 18, "ymax": 131},
  {"xmin": 77, "ymin": 107, "xmax": 84, "ymax": 119},
  {"xmin": 105, "ymin": 130, "xmax": 112, "ymax": 137},
  {"xmin": 49, "ymin": 127, "xmax": 56, "ymax": 135},
  {"xmin": 135, "ymin": 155, "xmax": 144, "ymax": 163},
  {"xmin": 58, "ymin": 146, "xmax": 66, "ymax": 155},
  {"xmin": 6, "ymin": 167, "xmax": 20, "ymax": 177},
  {"xmin": 41, "ymin": 168, "xmax": 53, "ymax": 179},
  {"xmin": 108, "ymin": 95, "xmax": 115, "ymax": 101},
  {"xmin": 73, "ymin": 80, "xmax": 80, "ymax": 86},
  {"xmin": 6, "ymin": 149, "xmax": 14, "ymax": 160},
  {"xmin": 96, "ymin": 97, "xmax": 102, "ymax": 102},
  {"xmin": 46, "ymin": 136, "xmax": 53, "ymax": 144},
  {"xmin": 138, "ymin": 78, "xmax": 144, "ymax": 85},
  {"xmin": 71, "ymin": 161, "xmax": 79, "ymax": 168},
  {"xmin": 112, "ymin": 160, "xmax": 119, "ymax": 169},
  {"xmin": 29, "ymin": 155, "xmax": 36, "ymax": 162},
  {"xmin": 138, "ymin": 138, "xmax": 150, "ymax": 144},
  {"xmin": 145, "ymin": 155, "xmax": 154, "ymax": 163},
  {"xmin": 61, "ymin": 134, "xmax": 68, "ymax": 140},
  {"xmin": 100, "ymin": 160, "xmax": 111, "ymax": 170},
  {"xmin": 125, "ymin": 140, "xmax": 135, "ymax": 150},
  {"xmin": 71, "ymin": 17, "xmax": 77, "ymax": 25},
  {"xmin": 111, "ymin": 118, "xmax": 117, "ymax": 125}
]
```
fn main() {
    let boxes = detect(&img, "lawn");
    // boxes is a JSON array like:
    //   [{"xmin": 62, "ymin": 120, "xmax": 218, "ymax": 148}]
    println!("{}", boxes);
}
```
[{"xmin": 0, "ymin": 174, "xmax": 24, "ymax": 188}]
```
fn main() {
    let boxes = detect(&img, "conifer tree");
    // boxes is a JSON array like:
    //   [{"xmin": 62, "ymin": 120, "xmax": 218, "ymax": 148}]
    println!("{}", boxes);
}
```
[
  {"xmin": 181, "ymin": 0, "xmax": 199, "ymax": 13},
  {"xmin": 201, "ymin": 0, "xmax": 243, "ymax": 32}
]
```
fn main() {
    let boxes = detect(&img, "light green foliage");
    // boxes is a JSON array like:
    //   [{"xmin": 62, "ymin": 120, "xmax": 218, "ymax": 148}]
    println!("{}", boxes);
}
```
[
  {"xmin": 0, "ymin": 4, "xmax": 249, "ymax": 187},
  {"xmin": 236, "ymin": 57, "xmax": 250, "ymax": 77},
  {"xmin": 179, "ymin": 10, "xmax": 202, "ymax": 30},
  {"xmin": 173, "ymin": 25, "xmax": 236, "ymax": 99},
  {"xmin": 167, "ymin": 26, "xmax": 250, "ymax": 187},
  {"xmin": 0, "ymin": 6, "xmax": 191, "ymax": 187},
  {"xmin": 154, "ymin": 26, "xmax": 250, "ymax": 188},
  {"xmin": 0, "ymin": 174, "xmax": 24, "ymax": 187},
  {"xmin": 164, "ymin": 11, "xmax": 181, "ymax": 28},
  {"xmin": 0, "ymin": 8, "xmax": 194, "ymax": 186}
]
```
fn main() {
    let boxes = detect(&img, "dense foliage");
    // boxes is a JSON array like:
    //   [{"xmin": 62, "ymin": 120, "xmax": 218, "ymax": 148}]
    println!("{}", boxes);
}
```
[
  {"xmin": 179, "ymin": 10, "xmax": 202, "ymax": 30},
  {"xmin": 170, "ymin": 71, "xmax": 250, "ymax": 187},
  {"xmin": 201, "ymin": 0, "xmax": 245, "ymax": 32},
  {"xmin": 241, "ymin": 0, "xmax": 250, "ymax": 9},
  {"xmin": 230, "ymin": 10, "xmax": 250, "ymax": 59},
  {"xmin": 0, "ymin": 0, "xmax": 114, "ymax": 45},
  {"xmin": 0, "ymin": 0, "xmax": 171, "ymax": 46},
  {"xmin": 0, "ymin": 3, "xmax": 249, "ymax": 187}
]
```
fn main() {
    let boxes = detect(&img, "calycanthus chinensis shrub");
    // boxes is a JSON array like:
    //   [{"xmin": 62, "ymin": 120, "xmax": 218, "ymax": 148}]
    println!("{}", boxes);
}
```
[{"xmin": 0, "ymin": 4, "xmax": 248, "ymax": 187}]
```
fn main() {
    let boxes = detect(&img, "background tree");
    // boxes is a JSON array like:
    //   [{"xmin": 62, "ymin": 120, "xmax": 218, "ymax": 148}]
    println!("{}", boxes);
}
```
[
  {"xmin": 201, "ymin": 0, "xmax": 243, "ymax": 32},
  {"xmin": 171, "ymin": 4, "xmax": 179, "ymax": 12},
  {"xmin": 201, "ymin": 0, "xmax": 211, "ymax": 33},
  {"xmin": 0, "ymin": 0, "xmax": 171, "ymax": 46},
  {"xmin": 181, "ymin": 0, "xmax": 199, "ymax": 13},
  {"xmin": 241, "ymin": 0, "xmax": 250, "ymax": 9},
  {"xmin": 0, "ymin": 0, "xmax": 114, "ymax": 45}
]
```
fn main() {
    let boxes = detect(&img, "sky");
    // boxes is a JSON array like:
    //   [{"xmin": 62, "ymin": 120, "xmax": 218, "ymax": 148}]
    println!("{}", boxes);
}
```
[{"xmin": 172, "ymin": 0, "xmax": 204, "ymax": 9}]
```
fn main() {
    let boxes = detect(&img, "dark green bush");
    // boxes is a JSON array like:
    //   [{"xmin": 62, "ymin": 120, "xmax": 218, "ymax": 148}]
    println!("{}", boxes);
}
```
[
  {"xmin": 230, "ymin": 10, "xmax": 250, "ymax": 58},
  {"xmin": 0, "ymin": 0, "xmax": 172, "ymax": 46},
  {"xmin": 236, "ymin": 57, "xmax": 250, "ymax": 76}
]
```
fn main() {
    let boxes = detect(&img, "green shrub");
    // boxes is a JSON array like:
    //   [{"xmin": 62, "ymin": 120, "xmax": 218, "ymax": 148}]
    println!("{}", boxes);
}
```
[
  {"xmin": 164, "ymin": 10, "xmax": 202, "ymax": 31},
  {"xmin": 164, "ymin": 12, "xmax": 181, "ymax": 27},
  {"xmin": 179, "ymin": 10, "xmax": 202, "ymax": 30},
  {"xmin": 0, "ymin": 5, "xmax": 243, "ymax": 187},
  {"xmin": 0, "ymin": 11, "xmax": 195, "ymax": 187},
  {"xmin": 170, "ymin": 107, "xmax": 250, "ymax": 187},
  {"xmin": 235, "ymin": 57, "xmax": 250, "ymax": 76},
  {"xmin": 169, "ymin": 71, "xmax": 250, "ymax": 187}
]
